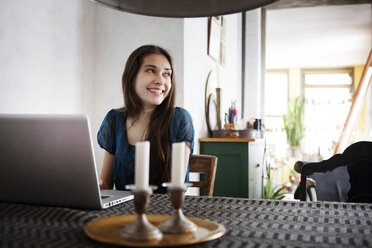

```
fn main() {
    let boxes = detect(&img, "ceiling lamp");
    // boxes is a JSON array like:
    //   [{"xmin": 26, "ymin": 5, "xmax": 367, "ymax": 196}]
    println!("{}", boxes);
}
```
[{"xmin": 91, "ymin": 0, "xmax": 278, "ymax": 18}]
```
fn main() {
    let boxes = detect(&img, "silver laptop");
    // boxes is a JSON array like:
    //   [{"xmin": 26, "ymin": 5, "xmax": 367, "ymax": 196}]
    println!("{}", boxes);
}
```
[{"xmin": 0, "ymin": 114, "xmax": 133, "ymax": 209}]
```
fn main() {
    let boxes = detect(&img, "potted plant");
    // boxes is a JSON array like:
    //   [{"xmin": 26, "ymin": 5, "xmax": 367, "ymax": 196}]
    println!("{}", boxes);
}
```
[
  {"xmin": 283, "ymin": 95, "xmax": 304, "ymax": 158},
  {"xmin": 264, "ymin": 162, "xmax": 287, "ymax": 200}
]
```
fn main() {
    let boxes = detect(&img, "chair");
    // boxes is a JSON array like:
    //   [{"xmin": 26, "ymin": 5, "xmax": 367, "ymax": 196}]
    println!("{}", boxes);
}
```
[
  {"xmin": 294, "ymin": 141, "xmax": 372, "ymax": 203},
  {"xmin": 188, "ymin": 154, "xmax": 218, "ymax": 196}
]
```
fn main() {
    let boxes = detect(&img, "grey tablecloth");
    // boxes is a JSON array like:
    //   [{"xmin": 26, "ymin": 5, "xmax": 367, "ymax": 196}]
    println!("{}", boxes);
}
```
[{"xmin": 1, "ymin": 194, "xmax": 372, "ymax": 248}]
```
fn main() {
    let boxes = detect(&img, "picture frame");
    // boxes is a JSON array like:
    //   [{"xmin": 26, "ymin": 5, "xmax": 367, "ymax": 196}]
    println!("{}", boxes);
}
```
[
  {"xmin": 219, "ymin": 17, "xmax": 226, "ymax": 66},
  {"xmin": 208, "ymin": 17, "xmax": 222, "ymax": 62}
]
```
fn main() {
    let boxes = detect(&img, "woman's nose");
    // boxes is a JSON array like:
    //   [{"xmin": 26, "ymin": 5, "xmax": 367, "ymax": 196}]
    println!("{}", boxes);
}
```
[{"xmin": 154, "ymin": 73, "xmax": 164, "ymax": 85}]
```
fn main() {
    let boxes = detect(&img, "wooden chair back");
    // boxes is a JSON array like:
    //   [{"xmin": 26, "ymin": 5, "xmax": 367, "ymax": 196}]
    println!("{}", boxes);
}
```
[{"xmin": 188, "ymin": 154, "xmax": 217, "ymax": 196}]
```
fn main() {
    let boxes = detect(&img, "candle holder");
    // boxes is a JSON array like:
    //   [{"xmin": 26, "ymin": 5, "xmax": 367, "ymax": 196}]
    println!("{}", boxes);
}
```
[
  {"xmin": 119, "ymin": 187, "xmax": 162, "ymax": 242},
  {"xmin": 158, "ymin": 183, "xmax": 197, "ymax": 234}
]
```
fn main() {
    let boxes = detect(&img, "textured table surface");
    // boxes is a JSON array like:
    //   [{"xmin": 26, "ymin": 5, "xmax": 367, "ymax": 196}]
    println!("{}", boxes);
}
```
[{"xmin": 1, "ymin": 194, "xmax": 372, "ymax": 248}]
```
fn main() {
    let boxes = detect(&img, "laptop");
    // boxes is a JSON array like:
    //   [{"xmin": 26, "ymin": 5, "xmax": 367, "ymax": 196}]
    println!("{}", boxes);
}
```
[{"xmin": 0, "ymin": 114, "xmax": 133, "ymax": 209}]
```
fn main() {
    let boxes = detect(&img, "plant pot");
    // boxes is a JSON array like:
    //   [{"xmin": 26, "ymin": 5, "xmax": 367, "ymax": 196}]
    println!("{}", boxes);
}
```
[{"xmin": 288, "ymin": 146, "xmax": 301, "ymax": 159}]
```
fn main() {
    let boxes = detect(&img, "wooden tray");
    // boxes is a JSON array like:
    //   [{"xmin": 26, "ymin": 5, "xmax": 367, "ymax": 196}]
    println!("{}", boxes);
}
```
[{"xmin": 85, "ymin": 214, "xmax": 226, "ymax": 247}]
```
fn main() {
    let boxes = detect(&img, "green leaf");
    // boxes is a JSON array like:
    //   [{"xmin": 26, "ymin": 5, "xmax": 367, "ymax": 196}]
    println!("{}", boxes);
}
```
[
  {"xmin": 264, "ymin": 162, "xmax": 288, "ymax": 200},
  {"xmin": 283, "ymin": 95, "xmax": 304, "ymax": 147}
]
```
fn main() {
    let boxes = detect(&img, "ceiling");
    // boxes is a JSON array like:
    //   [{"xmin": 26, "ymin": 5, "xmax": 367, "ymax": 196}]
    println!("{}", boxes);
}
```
[{"xmin": 265, "ymin": 3, "xmax": 371, "ymax": 69}]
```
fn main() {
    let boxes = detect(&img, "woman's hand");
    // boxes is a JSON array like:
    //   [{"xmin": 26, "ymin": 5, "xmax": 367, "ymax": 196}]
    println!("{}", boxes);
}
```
[{"xmin": 99, "ymin": 151, "xmax": 114, "ymax": 190}]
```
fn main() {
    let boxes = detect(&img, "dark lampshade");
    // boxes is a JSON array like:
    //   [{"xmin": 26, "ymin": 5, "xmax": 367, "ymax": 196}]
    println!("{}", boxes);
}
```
[{"xmin": 91, "ymin": 0, "xmax": 278, "ymax": 18}]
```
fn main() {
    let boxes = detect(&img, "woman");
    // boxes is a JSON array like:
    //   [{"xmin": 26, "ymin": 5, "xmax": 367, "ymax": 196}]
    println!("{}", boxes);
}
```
[{"xmin": 97, "ymin": 45, "xmax": 194, "ymax": 193}]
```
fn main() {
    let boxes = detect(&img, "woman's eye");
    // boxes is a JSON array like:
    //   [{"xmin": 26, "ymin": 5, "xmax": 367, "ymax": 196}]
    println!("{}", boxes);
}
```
[
  {"xmin": 164, "ymin": 72, "xmax": 171, "ymax": 77},
  {"xmin": 145, "ymin": 69, "xmax": 154, "ymax": 73}
]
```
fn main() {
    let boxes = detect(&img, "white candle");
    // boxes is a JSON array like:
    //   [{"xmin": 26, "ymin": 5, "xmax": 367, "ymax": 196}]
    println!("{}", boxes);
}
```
[
  {"xmin": 135, "ymin": 141, "xmax": 150, "ymax": 190},
  {"xmin": 172, "ymin": 142, "xmax": 185, "ymax": 187}
]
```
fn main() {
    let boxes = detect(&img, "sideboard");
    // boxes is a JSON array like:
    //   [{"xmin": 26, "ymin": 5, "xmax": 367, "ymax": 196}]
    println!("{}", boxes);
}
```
[{"xmin": 199, "ymin": 138, "xmax": 265, "ymax": 198}]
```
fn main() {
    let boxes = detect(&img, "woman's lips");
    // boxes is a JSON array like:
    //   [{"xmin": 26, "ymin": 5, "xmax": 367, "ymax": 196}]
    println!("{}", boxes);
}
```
[{"xmin": 148, "ymin": 88, "xmax": 164, "ymax": 96}]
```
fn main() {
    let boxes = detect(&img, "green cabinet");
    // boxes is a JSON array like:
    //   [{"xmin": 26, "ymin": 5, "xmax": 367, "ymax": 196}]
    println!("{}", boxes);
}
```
[{"xmin": 200, "ymin": 138, "xmax": 265, "ymax": 199}]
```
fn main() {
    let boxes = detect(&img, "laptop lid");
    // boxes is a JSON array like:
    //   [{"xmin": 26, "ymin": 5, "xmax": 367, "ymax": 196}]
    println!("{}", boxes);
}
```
[{"xmin": 0, "ymin": 114, "xmax": 132, "ymax": 209}]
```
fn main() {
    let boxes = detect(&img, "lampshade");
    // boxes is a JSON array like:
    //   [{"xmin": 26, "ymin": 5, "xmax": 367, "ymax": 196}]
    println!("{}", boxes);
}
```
[{"xmin": 91, "ymin": 0, "xmax": 278, "ymax": 18}]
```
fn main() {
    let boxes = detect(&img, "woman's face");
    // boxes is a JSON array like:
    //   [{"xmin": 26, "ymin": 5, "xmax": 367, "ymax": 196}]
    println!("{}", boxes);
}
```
[{"xmin": 134, "ymin": 53, "xmax": 172, "ymax": 111}]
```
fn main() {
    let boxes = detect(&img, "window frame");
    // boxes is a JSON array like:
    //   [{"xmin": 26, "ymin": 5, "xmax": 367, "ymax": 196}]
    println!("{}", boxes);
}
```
[
  {"xmin": 301, "ymin": 68, "xmax": 354, "ymax": 91},
  {"xmin": 301, "ymin": 67, "xmax": 355, "ymax": 158}
]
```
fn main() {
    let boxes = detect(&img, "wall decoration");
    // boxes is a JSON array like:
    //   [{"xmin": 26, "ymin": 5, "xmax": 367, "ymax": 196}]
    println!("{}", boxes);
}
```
[
  {"xmin": 205, "ymin": 70, "xmax": 222, "ymax": 136},
  {"xmin": 208, "ymin": 17, "xmax": 222, "ymax": 62},
  {"xmin": 219, "ymin": 17, "xmax": 226, "ymax": 66}
]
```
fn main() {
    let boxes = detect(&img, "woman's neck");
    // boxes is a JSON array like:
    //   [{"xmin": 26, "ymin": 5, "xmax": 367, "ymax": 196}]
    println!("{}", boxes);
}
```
[
  {"xmin": 142, "ymin": 106, "xmax": 154, "ymax": 118},
  {"xmin": 126, "ymin": 107, "xmax": 154, "ymax": 145}
]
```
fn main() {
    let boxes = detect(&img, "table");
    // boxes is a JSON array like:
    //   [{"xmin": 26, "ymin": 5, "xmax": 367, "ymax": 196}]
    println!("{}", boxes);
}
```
[{"xmin": 1, "ymin": 194, "xmax": 372, "ymax": 247}]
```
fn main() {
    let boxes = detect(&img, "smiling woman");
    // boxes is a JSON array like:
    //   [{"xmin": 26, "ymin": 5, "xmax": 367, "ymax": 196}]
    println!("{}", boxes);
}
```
[{"xmin": 97, "ymin": 45, "xmax": 195, "ymax": 193}]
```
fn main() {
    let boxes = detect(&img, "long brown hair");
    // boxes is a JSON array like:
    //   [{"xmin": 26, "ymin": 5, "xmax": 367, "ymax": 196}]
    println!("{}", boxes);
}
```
[{"xmin": 121, "ymin": 45, "xmax": 175, "ymax": 186}]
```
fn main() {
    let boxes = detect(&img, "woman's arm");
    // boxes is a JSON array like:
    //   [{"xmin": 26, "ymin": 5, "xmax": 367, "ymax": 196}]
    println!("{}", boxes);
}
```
[{"xmin": 99, "ymin": 151, "xmax": 114, "ymax": 189}]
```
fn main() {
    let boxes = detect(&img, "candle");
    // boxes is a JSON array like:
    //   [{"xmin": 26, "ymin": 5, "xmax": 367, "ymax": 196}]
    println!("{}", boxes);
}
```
[
  {"xmin": 135, "ymin": 141, "xmax": 150, "ymax": 190},
  {"xmin": 172, "ymin": 142, "xmax": 185, "ymax": 187}
]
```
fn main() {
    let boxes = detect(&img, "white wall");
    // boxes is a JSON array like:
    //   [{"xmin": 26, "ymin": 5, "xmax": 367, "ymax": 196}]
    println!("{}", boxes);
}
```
[
  {"xmin": 0, "ymin": 0, "xmax": 95, "ymax": 115},
  {"xmin": 184, "ymin": 14, "xmax": 242, "ymax": 154},
  {"xmin": 92, "ymin": 9, "xmax": 244, "ymax": 174},
  {"xmin": 244, "ymin": 9, "xmax": 263, "ymax": 120},
  {"xmin": 0, "ymin": 1, "xmax": 245, "ymax": 192},
  {"xmin": 91, "ymin": 5, "xmax": 184, "ymax": 173},
  {"xmin": 266, "ymin": 5, "xmax": 371, "ymax": 69},
  {"xmin": 183, "ymin": 17, "xmax": 208, "ymax": 153},
  {"xmin": 220, "ymin": 14, "xmax": 243, "ymax": 124},
  {"xmin": 182, "ymin": 14, "xmax": 242, "ymax": 195}
]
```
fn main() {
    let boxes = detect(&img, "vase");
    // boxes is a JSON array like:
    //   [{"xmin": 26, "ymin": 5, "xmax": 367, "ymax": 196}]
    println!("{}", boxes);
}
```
[{"xmin": 288, "ymin": 146, "xmax": 301, "ymax": 159}]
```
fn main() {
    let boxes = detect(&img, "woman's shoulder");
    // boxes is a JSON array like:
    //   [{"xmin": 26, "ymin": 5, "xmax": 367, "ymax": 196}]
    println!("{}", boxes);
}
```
[
  {"xmin": 104, "ymin": 108, "xmax": 126, "ymax": 122},
  {"xmin": 170, "ymin": 107, "xmax": 194, "ymax": 148},
  {"xmin": 97, "ymin": 108, "xmax": 127, "ymax": 153},
  {"xmin": 173, "ymin": 107, "xmax": 192, "ymax": 120},
  {"xmin": 170, "ymin": 107, "xmax": 194, "ymax": 131},
  {"xmin": 100, "ymin": 109, "xmax": 127, "ymax": 131}
]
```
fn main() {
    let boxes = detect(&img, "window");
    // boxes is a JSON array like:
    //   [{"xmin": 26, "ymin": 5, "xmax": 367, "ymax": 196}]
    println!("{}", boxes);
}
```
[
  {"xmin": 302, "ymin": 68, "xmax": 353, "ymax": 159},
  {"xmin": 265, "ymin": 70, "xmax": 288, "ymax": 159}
]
